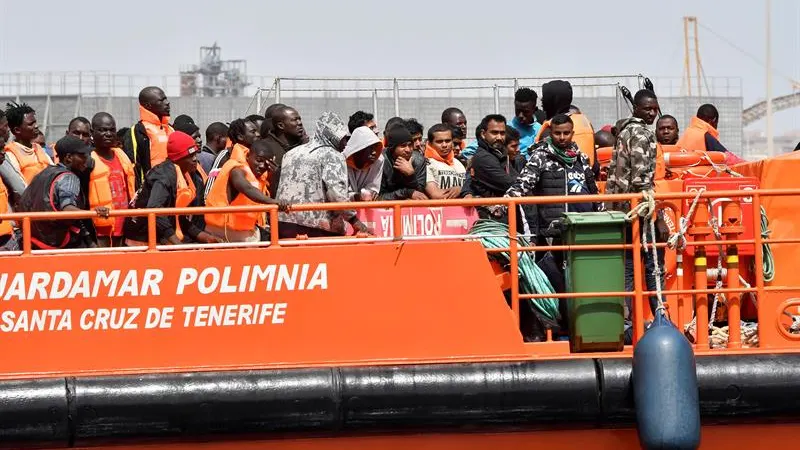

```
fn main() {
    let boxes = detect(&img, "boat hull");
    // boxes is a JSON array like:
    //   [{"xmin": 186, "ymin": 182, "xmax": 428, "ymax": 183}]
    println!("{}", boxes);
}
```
[{"xmin": 2, "ymin": 354, "xmax": 800, "ymax": 448}]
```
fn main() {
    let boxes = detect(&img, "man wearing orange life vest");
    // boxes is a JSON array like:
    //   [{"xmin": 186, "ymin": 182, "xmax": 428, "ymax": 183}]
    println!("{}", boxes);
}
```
[
  {"xmin": 205, "ymin": 139, "xmax": 290, "ymax": 243},
  {"xmin": 122, "ymin": 86, "xmax": 173, "ymax": 189},
  {"xmin": 89, "ymin": 113, "xmax": 136, "ymax": 248},
  {"xmin": 676, "ymin": 104, "xmax": 727, "ymax": 153},
  {"xmin": 123, "ymin": 132, "xmax": 222, "ymax": 246},
  {"xmin": 204, "ymin": 118, "xmax": 260, "ymax": 198},
  {"xmin": 3, "ymin": 102, "xmax": 53, "ymax": 199},
  {"xmin": 677, "ymin": 104, "xmax": 746, "ymax": 165}
]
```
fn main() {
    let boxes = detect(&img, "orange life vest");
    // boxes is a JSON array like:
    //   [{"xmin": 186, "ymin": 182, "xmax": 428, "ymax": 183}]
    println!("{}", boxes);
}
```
[
  {"xmin": 595, "ymin": 146, "xmax": 613, "ymax": 167},
  {"xmin": 205, "ymin": 160, "xmax": 268, "ymax": 232},
  {"xmin": 535, "ymin": 113, "xmax": 595, "ymax": 165},
  {"xmin": 89, "ymin": 149, "xmax": 136, "ymax": 229},
  {"xmin": 4, "ymin": 142, "xmax": 51, "ymax": 184},
  {"xmin": 229, "ymin": 143, "xmax": 249, "ymax": 164},
  {"xmin": 173, "ymin": 164, "xmax": 208, "ymax": 241},
  {"xmin": 654, "ymin": 143, "xmax": 667, "ymax": 181},
  {"xmin": 139, "ymin": 106, "xmax": 173, "ymax": 167},
  {"xmin": 676, "ymin": 117, "xmax": 718, "ymax": 152},
  {"xmin": 0, "ymin": 177, "xmax": 12, "ymax": 236}
]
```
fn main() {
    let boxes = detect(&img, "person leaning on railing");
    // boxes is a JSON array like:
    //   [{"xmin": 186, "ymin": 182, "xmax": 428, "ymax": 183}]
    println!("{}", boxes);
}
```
[
  {"xmin": 16, "ymin": 135, "xmax": 110, "ymax": 250},
  {"xmin": 204, "ymin": 139, "xmax": 291, "ymax": 243},
  {"xmin": 123, "ymin": 132, "xmax": 222, "ymax": 246}
]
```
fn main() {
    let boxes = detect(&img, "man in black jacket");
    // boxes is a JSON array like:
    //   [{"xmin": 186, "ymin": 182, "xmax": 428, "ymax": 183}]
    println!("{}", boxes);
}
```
[
  {"xmin": 470, "ymin": 114, "xmax": 515, "ymax": 199},
  {"xmin": 379, "ymin": 125, "xmax": 427, "ymax": 200},
  {"xmin": 123, "ymin": 132, "xmax": 222, "ymax": 246},
  {"xmin": 262, "ymin": 106, "xmax": 306, "ymax": 197},
  {"xmin": 18, "ymin": 135, "xmax": 109, "ymax": 249}
]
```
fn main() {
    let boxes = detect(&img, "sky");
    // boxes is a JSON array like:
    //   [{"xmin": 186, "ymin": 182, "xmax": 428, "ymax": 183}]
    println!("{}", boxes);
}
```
[{"xmin": 0, "ymin": 0, "xmax": 798, "ymax": 133}]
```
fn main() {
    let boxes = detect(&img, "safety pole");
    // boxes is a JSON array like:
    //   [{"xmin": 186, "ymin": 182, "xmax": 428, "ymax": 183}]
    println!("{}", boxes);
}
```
[
  {"xmin": 766, "ymin": 0, "xmax": 775, "ymax": 156},
  {"xmin": 275, "ymin": 78, "xmax": 281, "ymax": 104},
  {"xmin": 256, "ymin": 88, "xmax": 262, "ymax": 116},
  {"xmin": 513, "ymin": 78, "xmax": 519, "ymax": 93},
  {"xmin": 493, "ymin": 84, "xmax": 500, "ymax": 114},
  {"xmin": 615, "ymin": 83, "xmax": 622, "ymax": 118}
]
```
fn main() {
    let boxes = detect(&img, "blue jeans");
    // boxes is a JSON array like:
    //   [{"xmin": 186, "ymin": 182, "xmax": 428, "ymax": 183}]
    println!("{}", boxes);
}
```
[{"xmin": 625, "ymin": 248, "xmax": 666, "ymax": 316}]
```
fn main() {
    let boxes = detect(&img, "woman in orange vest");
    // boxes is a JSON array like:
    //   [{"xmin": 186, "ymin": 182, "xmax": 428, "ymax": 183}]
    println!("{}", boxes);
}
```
[
  {"xmin": 205, "ymin": 140, "xmax": 290, "ymax": 243},
  {"xmin": 89, "ymin": 113, "xmax": 137, "ymax": 248},
  {"xmin": 122, "ymin": 86, "xmax": 174, "ymax": 189},
  {"xmin": 3, "ymin": 102, "xmax": 52, "ymax": 196},
  {"xmin": 122, "ymin": 132, "xmax": 221, "ymax": 246}
]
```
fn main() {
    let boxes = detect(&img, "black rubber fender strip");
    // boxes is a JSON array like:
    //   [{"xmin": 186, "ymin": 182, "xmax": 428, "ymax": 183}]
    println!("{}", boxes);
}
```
[{"xmin": 0, "ymin": 354, "xmax": 799, "ymax": 447}]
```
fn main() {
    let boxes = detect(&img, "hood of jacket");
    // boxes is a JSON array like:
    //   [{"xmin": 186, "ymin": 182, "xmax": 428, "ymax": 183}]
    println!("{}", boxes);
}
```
[
  {"xmin": 541, "ymin": 80, "xmax": 573, "ymax": 120},
  {"xmin": 342, "ymin": 126, "xmax": 383, "ymax": 159},
  {"xmin": 310, "ymin": 111, "xmax": 349, "ymax": 150}
]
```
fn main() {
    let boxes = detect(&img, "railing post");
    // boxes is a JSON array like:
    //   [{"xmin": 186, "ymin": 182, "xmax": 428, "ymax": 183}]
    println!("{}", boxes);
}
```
[
  {"xmin": 256, "ymin": 88, "xmax": 263, "ymax": 116},
  {"xmin": 275, "ymin": 78, "xmax": 281, "ymax": 104},
  {"xmin": 752, "ymin": 193, "xmax": 766, "ymax": 345},
  {"xmin": 392, "ymin": 204, "xmax": 403, "ymax": 241},
  {"xmin": 615, "ymin": 83, "xmax": 622, "ymax": 118},
  {"xmin": 147, "ymin": 213, "xmax": 157, "ymax": 251},
  {"xmin": 493, "ymin": 84, "xmax": 500, "ymax": 114},
  {"xmin": 22, "ymin": 217, "xmax": 31, "ymax": 256},
  {"xmin": 269, "ymin": 208, "xmax": 280, "ymax": 247},
  {"xmin": 508, "ymin": 200, "xmax": 519, "ymax": 325},
  {"xmin": 631, "ymin": 197, "xmax": 645, "ymax": 344}
]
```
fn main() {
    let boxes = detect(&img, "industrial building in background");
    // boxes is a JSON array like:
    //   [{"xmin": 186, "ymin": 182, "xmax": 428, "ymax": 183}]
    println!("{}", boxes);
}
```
[{"xmin": 179, "ymin": 43, "xmax": 248, "ymax": 97}]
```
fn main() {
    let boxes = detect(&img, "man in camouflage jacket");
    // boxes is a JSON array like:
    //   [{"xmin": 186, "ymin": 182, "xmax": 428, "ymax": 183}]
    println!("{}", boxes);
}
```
[
  {"xmin": 604, "ymin": 90, "xmax": 659, "ymax": 212},
  {"xmin": 276, "ymin": 111, "xmax": 369, "ymax": 237},
  {"xmin": 605, "ymin": 89, "xmax": 666, "ymax": 327}
]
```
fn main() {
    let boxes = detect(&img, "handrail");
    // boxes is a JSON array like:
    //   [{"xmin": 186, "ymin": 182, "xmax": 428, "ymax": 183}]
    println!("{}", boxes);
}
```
[
  {"xmin": 2, "ymin": 188, "xmax": 798, "ymax": 352},
  {"xmin": 1, "ymin": 188, "xmax": 794, "ymax": 222}
]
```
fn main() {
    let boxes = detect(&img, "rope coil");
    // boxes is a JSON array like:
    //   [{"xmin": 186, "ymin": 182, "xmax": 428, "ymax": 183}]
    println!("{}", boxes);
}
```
[{"xmin": 468, "ymin": 219, "xmax": 560, "ymax": 321}]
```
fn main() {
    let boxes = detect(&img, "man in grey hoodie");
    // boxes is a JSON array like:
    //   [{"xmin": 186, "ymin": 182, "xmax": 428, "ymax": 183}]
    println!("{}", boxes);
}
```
[{"xmin": 276, "ymin": 112, "xmax": 370, "ymax": 238}]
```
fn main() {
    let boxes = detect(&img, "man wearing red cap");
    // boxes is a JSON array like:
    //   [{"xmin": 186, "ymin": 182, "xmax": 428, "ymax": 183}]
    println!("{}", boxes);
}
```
[{"xmin": 123, "ymin": 131, "xmax": 222, "ymax": 246}]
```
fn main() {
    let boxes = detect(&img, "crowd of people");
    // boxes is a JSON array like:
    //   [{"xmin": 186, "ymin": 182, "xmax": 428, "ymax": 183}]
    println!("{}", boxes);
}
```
[{"xmin": 0, "ymin": 79, "xmax": 743, "ymax": 340}]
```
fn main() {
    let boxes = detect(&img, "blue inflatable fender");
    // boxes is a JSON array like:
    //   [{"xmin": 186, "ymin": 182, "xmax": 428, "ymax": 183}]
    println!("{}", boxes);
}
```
[{"xmin": 633, "ymin": 310, "xmax": 701, "ymax": 449}]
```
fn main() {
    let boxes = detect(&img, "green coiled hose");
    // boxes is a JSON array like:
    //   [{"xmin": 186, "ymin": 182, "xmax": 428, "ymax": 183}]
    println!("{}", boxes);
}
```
[{"xmin": 468, "ymin": 219, "xmax": 561, "ymax": 321}]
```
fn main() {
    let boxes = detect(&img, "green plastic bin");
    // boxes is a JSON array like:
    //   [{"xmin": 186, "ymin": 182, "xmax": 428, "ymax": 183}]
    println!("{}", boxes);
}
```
[{"xmin": 562, "ymin": 211, "xmax": 627, "ymax": 353}]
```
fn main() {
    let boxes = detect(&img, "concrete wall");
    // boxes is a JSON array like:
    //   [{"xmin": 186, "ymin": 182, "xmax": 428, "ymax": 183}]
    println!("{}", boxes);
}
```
[{"xmin": 10, "ymin": 94, "xmax": 744, "ymax": 157}]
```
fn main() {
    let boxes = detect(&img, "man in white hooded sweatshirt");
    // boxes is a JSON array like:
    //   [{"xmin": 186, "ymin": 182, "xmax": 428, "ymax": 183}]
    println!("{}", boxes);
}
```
[{"xmin": 342, "ymin": 125, "xmax": 385, "ymax": 201}]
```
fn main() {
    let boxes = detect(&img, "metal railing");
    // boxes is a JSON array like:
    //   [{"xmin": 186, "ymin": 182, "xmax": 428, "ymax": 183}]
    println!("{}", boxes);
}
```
[
  {"xmin": 1, "ymin": 188, "xmax": 795, "ymax": 351},
  {"xmin": 0, "ymin": 72, "xmax": 743, "ymax": 99}
]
